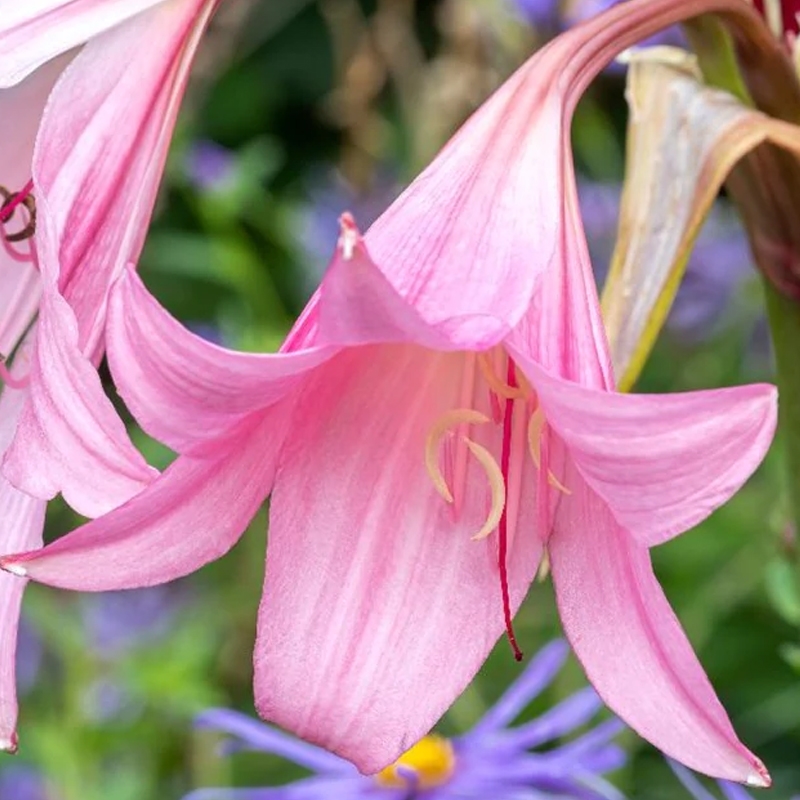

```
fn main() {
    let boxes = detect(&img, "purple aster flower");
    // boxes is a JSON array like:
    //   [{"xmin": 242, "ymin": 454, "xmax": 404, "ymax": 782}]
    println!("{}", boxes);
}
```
[
  {"xmin": 512, "ymin": 0, "xmax": 682, "ymax": 49},
  {"xmin": 511, "ymin": 0, "xmax": 562, "ymax": 29},
  {"xmin": 185, "ymin": 140, "xmax": 237, "ymax": 193},
  {"xmin": 0, "ymin": 765, "xmax": 58, "ymax": 800},
  {"xmin": 80, "ymin": 585, "xmax": 186, "ymax": 659},
  {"xmin": 186, "ymin": 640, "xmax": 625, "ymax": 799},
  {"xmin": 16, "ymin": 616, "xmax": 43, "ymax": 694}
]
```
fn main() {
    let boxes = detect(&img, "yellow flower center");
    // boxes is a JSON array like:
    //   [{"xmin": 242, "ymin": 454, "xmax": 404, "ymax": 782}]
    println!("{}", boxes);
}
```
[{"xmin": 374, "ymin": 735, "xmax": 456, "ymax": 790}]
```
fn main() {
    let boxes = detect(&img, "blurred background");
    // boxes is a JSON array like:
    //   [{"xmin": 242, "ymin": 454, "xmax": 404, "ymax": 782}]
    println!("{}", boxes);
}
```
[{"xmin": 10, "ymin": 0, "xmax": 800, "ymax": 797}]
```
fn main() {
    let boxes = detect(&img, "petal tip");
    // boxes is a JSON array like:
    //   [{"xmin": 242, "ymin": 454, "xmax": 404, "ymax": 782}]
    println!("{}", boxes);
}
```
[
  {"xmin": 0, "ymin": 732, "xmax": 19, "ymax": 754},
  {"xmin": 745, "ymin": 763, "xmax": 771, "ymax": 789},
  {"xmin": 0, "ymin": 559, "xmax": 27, "ymax": 578},
  {"xmin": 337, "ymin": 212, "xmax": 362, "ymax": 261}
]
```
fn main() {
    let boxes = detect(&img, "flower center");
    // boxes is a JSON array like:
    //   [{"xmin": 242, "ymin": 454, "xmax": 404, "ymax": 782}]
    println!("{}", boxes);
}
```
[
  {"xmin": 375, "ymin": 735, "xmax": 455, "ymax": 790},
  {"xmin": 424, "ymin": 348, "xmax": 569, "ymax": 660}
]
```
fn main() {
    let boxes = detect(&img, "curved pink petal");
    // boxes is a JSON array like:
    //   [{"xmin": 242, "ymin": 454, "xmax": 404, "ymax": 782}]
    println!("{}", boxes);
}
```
[
  {"xmin": 0, "ymin": 345, "xmax": 46, "ymax": 751},
  {"xmin": 316, "ymin": 217, "xmax": 455, "ymax": 350},
  {"xmin": 3, "ymin": 290, "xmax": 156, "ymax": 517},
  {"xmin": 0, "ymin": 485, "xmax": 44, "ymax": 752},
  {"xmin": 0, "ymin": 0, "xmax": 167, "ymax": 87},
  {"xmin": 6, "ymin": 0, "xmax": 219, "ymax": 507},
  {"xmin": 1, "ymin": 407, "xmax": 287, "ymax": 591},
  {"xmin": 508, "ymin": 167, "xmax": 614, "ymax": 390},
  {"xmin": 255, "ymin": 344, "xmax": 543, "ymax": 772},
  {"xmin": 0, "ymin": 54, "xmax": 69, "ymax": 356},
  {"xmin": 549, "ymin": 462, "xmax": 769, "ymax": 786},
  {"xmin": 35, "ymin": 0, "xmax": 218, "ymax": 343},
  {"xmin": 106, "ymin": 267, "xmax": 335, "ymax": 452},
  {"xmin": 509, "ymin": 351, "xmax": 776, "ymax": 546},
  {"xmin": 356, "ymin": 77, "xmax": 563, "ymax": 348},
  {"xmin": 353, "ymin": 0, "xmax": 738, "ymax": 350}
]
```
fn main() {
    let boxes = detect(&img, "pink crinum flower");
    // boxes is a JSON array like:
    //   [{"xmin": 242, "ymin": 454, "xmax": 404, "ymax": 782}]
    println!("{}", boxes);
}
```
[
  {"xmin": 0, "ymin": 0, "xmax": 219, "ymax": 748},
  {"xmin": 0, "ymin": 0, "xmax": 777, "ymax": 787}
]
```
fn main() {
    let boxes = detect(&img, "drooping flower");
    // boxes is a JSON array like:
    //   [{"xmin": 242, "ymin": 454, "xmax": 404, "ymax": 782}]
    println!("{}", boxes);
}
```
[
  {"xmin": 0, "ymin": 0, "xmax": 779, "ymax": 785},
  {"xmin": 0, "ymin": 0, "xmax": 221, "ymax": 747},
  {"xmin": 187, "ymin": 640, "xmax": 625, "ymax": 800}
]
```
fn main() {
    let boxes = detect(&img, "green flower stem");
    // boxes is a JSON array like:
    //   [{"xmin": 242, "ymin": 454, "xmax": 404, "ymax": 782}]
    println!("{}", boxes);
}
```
[{"xmin": 764, "ymin": 277, "xmax": 800, "ymax": 550}]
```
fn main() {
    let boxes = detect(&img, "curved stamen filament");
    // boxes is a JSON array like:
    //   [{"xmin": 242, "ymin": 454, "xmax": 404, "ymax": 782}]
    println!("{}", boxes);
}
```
[
  {"xmin": 527, "ymin": 406, "xmax": 570, "ymax": 495},
  {"xmin": 463, "ymin": 438, "xmax": 506, "ymax": 541},
  {"xmin": 478, "ymin": 353, "xmax": 527, "ymax": 399},
  {"xmin": 527, "ymin": 406, "xmax": 545, "ymax": 468},
  {"xmin": 425, "ymin": 409, "xmax": 490, "ymax": 503},
  {"xmin": 547, "ymin": 470, "xmax": 571, "ymax": 495}
]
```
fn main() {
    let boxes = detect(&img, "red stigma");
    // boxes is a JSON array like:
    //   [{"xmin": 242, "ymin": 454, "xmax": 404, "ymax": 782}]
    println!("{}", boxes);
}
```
[
  {"xmin": 0, "ymin": 180, "xmax": 34, "ymax": 224},
  {"xmin": 498, "ymin": 359, "xmax": 523, "ymax": 662}
]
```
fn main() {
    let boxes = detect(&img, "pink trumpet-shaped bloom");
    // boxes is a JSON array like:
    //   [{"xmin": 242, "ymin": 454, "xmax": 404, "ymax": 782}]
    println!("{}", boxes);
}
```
[
  {"xmin": 1, "ymin": 0, "xmax": 777, "ymax": 786},
  {"xmin": 0, "ymin": 0, "xmax": 219, "ymax": 747}
]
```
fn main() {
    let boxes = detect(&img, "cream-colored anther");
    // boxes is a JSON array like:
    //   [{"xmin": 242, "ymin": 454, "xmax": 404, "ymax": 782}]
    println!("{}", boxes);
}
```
[
  {"xmin": 424, "ymin": 409, "xmax": 491, "ymax": 503},
  {"xmin": 528, "ymin": 408, "xmax": 571, "ymax": 495},
  {"xmin": 526, "ymin": 406, "xmax": 545, "ymax": 468},
  {"xmin": 547, "ymin": 470, "xmax": 571, "ymax": 495},
  {"xmin": 463, "ymin": 438, "xmax": 506, "ymax": 541},
  {"xmin": 537, "ymin": 547, "xmax": 551, "ymax": 582},
  {"xmin": 477, "ymin": 353, "xmax": 527, "ymax": 399}
]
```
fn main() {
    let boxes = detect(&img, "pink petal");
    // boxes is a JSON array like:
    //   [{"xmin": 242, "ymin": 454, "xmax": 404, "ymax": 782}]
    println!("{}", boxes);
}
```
[
  {"xmin": 0, "ymin": 349, "xmax": 46, "ymax": 750},
  {"xmin": 2, "ymin": 408, "xmax": 287, "ymax": 591},
  {"xmin": 316, "ymin": 217, "xmax": 454, "ymax": 350},
  {"xmin": 508, "ymin": 169, "xmax": 614, "ymax": 390},
  {"xmin": 35, "ymin": 0, "xmax": 218, "ymax": 344},
  {"xmin": 255, "ymin": 344, "xmax": 543, "ymax": 772},
  {"xmin": 355, "ymin": 76, "xmax": 564, "ymax": 348},
  {"xmin": 0, "ymin": 54, "xmax": 69, "ymax": 355},
  {"xmin": 106, "ymin": 267, "xmax": 335, "ymax": 453},
  {"xmin": 3, "ymin": 290, "xmax": 157, "ymax": 517},
  {"xmin": 0, "ymin": 0, "xmax": 167, "ymax": 87},
  {"xmin": 549, "ymin": 462, "xmax": 769, "ymax": 786},
  {"xmin": 351, "ymin": 0, "xmax": 718, "ymax": 351},
  {"xmin": 509, "ymin": 351, "xmax": 776, "ymax": 546},
  {"xmin": 0, "ymin": 486, "xmax": 44, "ymax": 751},
  {"xmin": 5, "ymin": 0, "xmax": 219, "ymax": 508}
]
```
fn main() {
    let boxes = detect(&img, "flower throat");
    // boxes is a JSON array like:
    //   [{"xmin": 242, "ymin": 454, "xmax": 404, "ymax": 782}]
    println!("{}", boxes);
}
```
[{"xmin": 424, "ymin": 350, "xmax": 569, "ymax": 661}]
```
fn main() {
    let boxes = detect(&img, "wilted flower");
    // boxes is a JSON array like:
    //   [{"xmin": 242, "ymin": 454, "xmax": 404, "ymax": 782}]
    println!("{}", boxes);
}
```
[
  {"xmin": 579, "ymin": 182, "xmax": 754, "ymax": 339},
  {"xmin": 188, "ymin": 641, "xmax": 625, "ymax": 800}
]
